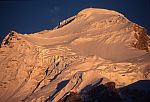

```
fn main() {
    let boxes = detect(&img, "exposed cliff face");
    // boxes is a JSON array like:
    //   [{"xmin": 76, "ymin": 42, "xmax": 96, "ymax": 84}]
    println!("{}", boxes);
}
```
[
  {"xmin": 132, "ymin": 24, "xmax": 150, "ymax": 51},
  {"xmin": 0, "ymin": 8, "xmax": 150, "ymax": 102},
  {"xmin": 53, "ymin": 16, "xmax": 76, "ymax": 30}
]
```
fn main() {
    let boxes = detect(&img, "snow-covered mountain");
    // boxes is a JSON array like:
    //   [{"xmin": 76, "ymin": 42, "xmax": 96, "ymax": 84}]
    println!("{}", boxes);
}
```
[{"xmin": 0, "ymin": 8, "xmax": 150, "ymax": 102}]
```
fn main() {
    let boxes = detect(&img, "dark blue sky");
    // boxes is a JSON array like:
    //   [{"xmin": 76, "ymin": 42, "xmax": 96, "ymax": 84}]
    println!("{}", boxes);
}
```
[{"xmin": 0, "ymin": 0, "xmax": 150, "ymax": 42}]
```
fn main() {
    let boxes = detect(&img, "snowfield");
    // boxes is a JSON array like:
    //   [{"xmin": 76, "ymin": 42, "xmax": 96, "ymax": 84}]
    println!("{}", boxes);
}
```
[{"xmin": 0, "ymin": 8, "xmax": 150, "ymax": 102}]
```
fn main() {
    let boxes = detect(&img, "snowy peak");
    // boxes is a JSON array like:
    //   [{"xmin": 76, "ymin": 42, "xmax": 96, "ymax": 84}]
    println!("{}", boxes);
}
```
[
  {"xmin": 78, "ymin": 8, "xmax": 124, "ymax": 16},
  {"xmin": 0, "ymin": 8, "xmax": 150, "ymax": 102}
]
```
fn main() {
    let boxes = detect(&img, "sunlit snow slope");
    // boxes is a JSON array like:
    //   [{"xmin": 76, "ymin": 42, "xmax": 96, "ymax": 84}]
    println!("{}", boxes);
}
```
[{"xmin": 0, "ymin": 8, "xmax": 150, "ymax": 102}]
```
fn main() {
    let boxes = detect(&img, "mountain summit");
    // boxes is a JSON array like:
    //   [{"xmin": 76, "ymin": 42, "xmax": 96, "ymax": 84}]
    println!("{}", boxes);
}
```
[{"xmin": 0, "ymin": 8, "xmax": 150, "ymax": 102}]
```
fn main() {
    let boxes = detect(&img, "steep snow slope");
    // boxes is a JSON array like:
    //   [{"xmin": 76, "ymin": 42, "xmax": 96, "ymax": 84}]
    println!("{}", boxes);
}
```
[{"xmin": 0, "ymin": 8, "xmax": 150, "ymax": 102}]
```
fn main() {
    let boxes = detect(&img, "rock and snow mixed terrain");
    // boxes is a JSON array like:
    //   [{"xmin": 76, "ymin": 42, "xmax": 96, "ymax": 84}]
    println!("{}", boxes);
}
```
[{"xmin": 0, "ymin": 8, "xmax": 150, "ymax": 102}]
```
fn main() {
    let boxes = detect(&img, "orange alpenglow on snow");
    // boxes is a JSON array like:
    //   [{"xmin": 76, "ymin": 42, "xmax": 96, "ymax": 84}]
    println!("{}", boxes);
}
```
[{"xmin": 0, "ymin": 8, "xmax": 150, "ymax": 102}]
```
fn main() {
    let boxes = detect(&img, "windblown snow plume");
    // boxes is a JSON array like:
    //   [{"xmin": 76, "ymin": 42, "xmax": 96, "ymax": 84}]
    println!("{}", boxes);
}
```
[{"xmin": 0, "ymin": 8, "xmax": 150, "ymax": 102}]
